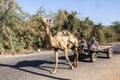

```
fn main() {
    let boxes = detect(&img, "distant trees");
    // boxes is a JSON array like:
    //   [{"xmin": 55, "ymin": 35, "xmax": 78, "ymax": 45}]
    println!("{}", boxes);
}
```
[
  {"xmin": 111, "ymin": 21, "xmax": 120, "ymax": 41},
  {"xmin": 0, "ymin": 1, "xmax": 119, "ymax": 55}
]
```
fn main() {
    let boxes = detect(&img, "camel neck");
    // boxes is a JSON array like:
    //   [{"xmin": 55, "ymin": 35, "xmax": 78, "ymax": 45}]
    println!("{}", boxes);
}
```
[{"xmin": 45, "ymin": 26, "xmax": 53, "ymax": 46}]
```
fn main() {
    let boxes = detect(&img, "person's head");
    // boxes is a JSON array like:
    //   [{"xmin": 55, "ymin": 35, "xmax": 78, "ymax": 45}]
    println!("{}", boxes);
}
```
[{"xmin": 92, "ymin": 37, "xmax": 95, "ymax": 40}]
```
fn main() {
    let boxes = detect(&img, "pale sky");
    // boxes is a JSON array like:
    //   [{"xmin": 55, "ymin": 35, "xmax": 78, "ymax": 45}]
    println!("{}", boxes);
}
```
[{"xmin": 16, "ymin": 0, "xmax": 120, "ymax": 25}]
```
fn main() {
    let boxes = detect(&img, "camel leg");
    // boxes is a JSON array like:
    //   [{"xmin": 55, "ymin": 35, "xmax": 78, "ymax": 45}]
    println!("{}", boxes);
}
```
[
  {"xmin": 51, "ymin": 49, "xmax": 58, "ymax": 74},
  {"xmin": 64, "ymin": 49, "xmax": 74, "ymax": 70},
  {"xmin": 75, "ymin": 47, "xmax": 79, "ymax": 67},
  {"xmin": 73, "ymin": 48, "xmax": 78, "ymax": 67}
]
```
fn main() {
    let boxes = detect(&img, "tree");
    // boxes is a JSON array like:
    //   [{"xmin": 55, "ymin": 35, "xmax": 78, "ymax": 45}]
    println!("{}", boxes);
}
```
[
  {"xmin": 0, "ymin": 0, "xmax": 29, "ymax": 53},
  {"xmin": 0, "ymin": 0, "xmax": 16, "ymax": 52},
  {"xmin": 79, "ymin": 17, "xmax": 94, "ymax": 41},
  {"xmin": 103, "ymin": 26, "xmax": 117, "ymax": 42},
  {"xmin": 111, "ymin": 21, "xmax": 120, "ymax": 41},
  {"xmin": 53, "ymin": 9, "xmax": 68, "ymax": 31}
]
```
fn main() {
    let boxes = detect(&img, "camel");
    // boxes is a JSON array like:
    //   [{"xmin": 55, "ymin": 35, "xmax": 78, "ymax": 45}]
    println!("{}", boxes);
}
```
[{"xmin": 41, "ymin": 17, "xmax": 79, "ymax": 74}]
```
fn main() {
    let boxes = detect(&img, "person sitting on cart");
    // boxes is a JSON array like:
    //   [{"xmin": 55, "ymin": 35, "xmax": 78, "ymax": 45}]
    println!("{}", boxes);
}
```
[
  {"xmin": 90, "ymin": 37, "xmax": 98, "ymax": 46},
  {"xmin": 79, "ymin": 38, "xmax": 88, "ymax": 50},
  {"xmin": 89, "ymin": 37, "xmax": 98, "ymax": 50}
]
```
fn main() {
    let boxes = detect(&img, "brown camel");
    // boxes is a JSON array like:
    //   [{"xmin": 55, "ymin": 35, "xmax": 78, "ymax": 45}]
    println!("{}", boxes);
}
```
[{"xmin": 41, "ymin": 17, "xmax": 79, "ymax": 74}]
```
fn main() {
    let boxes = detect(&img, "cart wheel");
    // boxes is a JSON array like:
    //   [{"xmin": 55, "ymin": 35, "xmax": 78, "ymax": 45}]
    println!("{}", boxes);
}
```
[
  {"xmin": 107, "ymin": 48, "xmax": 113, "ymax": 58},
  {"xmin": 90, "ymin": 52, "xmax": 97, "ymax": 62}
]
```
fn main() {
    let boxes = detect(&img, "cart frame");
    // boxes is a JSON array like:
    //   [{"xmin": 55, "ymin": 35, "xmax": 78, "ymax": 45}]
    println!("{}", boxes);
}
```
[{"xmin": 78, "ymin": 44, "xmax": 115, "ymax": 62}]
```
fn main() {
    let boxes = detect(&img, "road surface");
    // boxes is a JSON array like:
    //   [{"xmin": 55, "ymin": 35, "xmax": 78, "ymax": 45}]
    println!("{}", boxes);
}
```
[{"xmin": 0, "ymin": 43, "xmax": 120, "ymax": 80}]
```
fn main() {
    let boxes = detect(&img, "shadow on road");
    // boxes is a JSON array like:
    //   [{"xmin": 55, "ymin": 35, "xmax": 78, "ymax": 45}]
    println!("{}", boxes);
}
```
[
  {"xmin": 0, "ymin": 60, "xmax": 70, "ymax": 80},
  {"xmin": 14, "ymin": 60, "xmax": 53, "ymax": 67},
  {"xmin": 59, "ymin": 54, "xmax": 91, "ymax": 63},
  {"xmin": 113, "ymin": 50, "xmax": 120, "ymax": 54}
]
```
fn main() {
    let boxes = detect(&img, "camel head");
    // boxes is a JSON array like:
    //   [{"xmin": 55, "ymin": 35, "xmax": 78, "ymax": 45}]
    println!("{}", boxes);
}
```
[
  {"xmin": 41, "ymin": 17, "xmax": 52, "ymax": 35},
  {"xmin": 41, "ymin": 17, "xmax": 51, "ymax": 27}
]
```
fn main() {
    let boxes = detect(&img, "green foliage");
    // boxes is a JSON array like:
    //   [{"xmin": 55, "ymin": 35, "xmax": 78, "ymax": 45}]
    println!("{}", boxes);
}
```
[
  {"xmin": 0, "ymin": 1, "xmax": 119, "ymax": 55},
  {"xmin": 103, "ymin": 26, "xmax": 117, "ymax": 42},
  {"xmin": 111, "ymin": 21, "xmax": 120, "ymax": 41}
]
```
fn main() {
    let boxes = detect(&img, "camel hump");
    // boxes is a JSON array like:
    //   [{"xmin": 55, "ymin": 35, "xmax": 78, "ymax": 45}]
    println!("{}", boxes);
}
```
[
  {"xmin": 56, "ymin": 30, "xmax": 78, "ymax": 46},
  {"xmin": 61, "ymin": 30, "xmax": 70, "ymax": 36},
  {"xmin": 56, "ymin": 30, "xmax": 71, "ymax": 36},
  {"xmin": 61, "ymin": 30, "xmax": 78, "ymax": 47}
]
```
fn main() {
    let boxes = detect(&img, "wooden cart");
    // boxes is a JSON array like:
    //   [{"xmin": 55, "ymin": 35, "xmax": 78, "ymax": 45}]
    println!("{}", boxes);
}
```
[{"xmin": 78, "ymin": 44, "xmax": 115, "ymax": 62}]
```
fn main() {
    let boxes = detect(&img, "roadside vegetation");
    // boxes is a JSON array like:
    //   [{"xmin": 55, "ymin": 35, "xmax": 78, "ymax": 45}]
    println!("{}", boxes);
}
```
[{"xmin": 0, "ymin": 0, "xmax": 120, "ymax": 55}]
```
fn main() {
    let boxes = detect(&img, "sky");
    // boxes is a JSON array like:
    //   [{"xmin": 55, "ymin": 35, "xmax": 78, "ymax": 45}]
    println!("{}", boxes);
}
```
[{"xmin": 16, "ymin": 0, "xmax": 120, "ymax": 25}]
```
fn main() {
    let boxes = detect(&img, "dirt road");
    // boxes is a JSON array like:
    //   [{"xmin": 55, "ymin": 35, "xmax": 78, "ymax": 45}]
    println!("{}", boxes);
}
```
[{"xmin": 0, "ymin": 43, "xmax": 120, "ymax": 80}]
